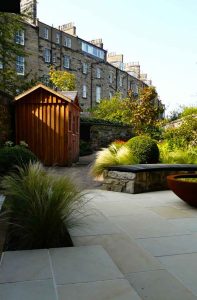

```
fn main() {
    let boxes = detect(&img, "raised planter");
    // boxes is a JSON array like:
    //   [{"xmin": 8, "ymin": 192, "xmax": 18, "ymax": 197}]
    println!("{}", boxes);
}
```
[
  {"xmin": 102, "ymin": 164, "xmax": 197, "ymax": 194},
  {"xmin": 167, "ymin": 174, "xmax": 197, "ymax": 207}
]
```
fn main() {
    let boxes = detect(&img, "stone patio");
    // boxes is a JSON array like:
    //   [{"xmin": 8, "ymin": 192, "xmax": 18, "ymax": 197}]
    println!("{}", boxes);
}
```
[{"xmin": 1, "ymin": 190, "xmax": 197, "ymax": 299}]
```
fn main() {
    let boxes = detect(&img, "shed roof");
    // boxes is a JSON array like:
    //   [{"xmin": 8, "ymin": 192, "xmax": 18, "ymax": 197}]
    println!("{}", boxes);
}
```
[
  {"xmin": 14, "ymin": 83, "xmax": 74, "ymax": 103},
  {"xmin": 59, "ymin": 91, "xmax": 78, "ymax": 102}
]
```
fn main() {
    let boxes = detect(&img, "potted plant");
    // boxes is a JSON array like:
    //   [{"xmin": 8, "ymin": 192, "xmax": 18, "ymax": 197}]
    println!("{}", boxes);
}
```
[{"xmin": 167, "ymin": 173, "xmax": 197, "ymax": 207}]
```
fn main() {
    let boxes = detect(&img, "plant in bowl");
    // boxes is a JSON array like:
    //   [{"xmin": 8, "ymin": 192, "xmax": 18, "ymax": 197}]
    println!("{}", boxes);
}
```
[{"xmin": 167, "ymin": 173, "xmax": 197, "ymax": 207}]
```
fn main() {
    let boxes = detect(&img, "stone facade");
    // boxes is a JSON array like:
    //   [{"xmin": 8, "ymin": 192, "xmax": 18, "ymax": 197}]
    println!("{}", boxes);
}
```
[
  {"xmin": 90, "ymin": 124, "xmax": 133, "ymax": 150},
  {"xmin": 102, "ymin": 170, "xmax": 194, "ymax": 194}
]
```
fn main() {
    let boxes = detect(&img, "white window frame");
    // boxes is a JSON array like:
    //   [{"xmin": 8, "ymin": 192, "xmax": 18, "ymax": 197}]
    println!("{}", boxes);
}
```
[
  {"xmin": 16, "ymin": 56, "xmax": 25, "ymax": 75},
  {"xmin": 96, "ymin": 86, "xmax": 101, "ymax": 103},
  {"xmin": 109, "ymin": 91, "xmax": 112, "ymax": 99},
  {"xmin": 44, "ymin": 48, "xmax": 51, "ymax": 63},
  {"xmin": 81, "ymin": 41, "xmax": 104, "ymax": 59},
  {"xmin": 15, "ymin": 30, "xmax": 25, "ymax": 45},
  {"xmin": 82, "ymin": 62, "xmax": 88, "ymax": 74},
  {"xmin": 65, "ymin": 37, "xmax": 72, "ymax": 48},
  {"xmin": 82, "ymin": 84, "xmax": 87, "ymax": 98},
  {"xmin": 52, "ymin": 55, "xmax": 56, "ymax": 63},
  {"xmin": 44, "ymin": 27, "xmax": 49, "ymax": 39},
  {"xmin": 56, "ymin": 33, "xmax": 60, "ymax": 44},
  {"xmin": 63, "ymin": 55, "xmax": 70, "ymax": 69},
  {"xmin": 96, "ymin": 67, "xmax": 101, "ymax": 78}
]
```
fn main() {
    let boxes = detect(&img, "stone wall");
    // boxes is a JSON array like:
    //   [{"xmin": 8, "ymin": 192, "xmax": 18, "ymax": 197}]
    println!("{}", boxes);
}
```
[
  {"xmin": 102, "ymin": 170, "xmax": 192, "ymax": 194},
  {"xmin": 80, "ymin": 122, "xmax": 133, "ymax": 150}
]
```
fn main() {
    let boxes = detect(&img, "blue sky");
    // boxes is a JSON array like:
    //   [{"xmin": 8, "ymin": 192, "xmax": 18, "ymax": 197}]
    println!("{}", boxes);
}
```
[{"xmin": 37, "ymin": 0, "xmax": 197, "ymax": 114}]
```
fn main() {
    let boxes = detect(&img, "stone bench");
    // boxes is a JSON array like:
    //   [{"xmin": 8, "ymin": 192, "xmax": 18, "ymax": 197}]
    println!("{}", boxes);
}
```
[{"xmin": 102, "ymin": 164, "xmax": 197, "ymax": 194}]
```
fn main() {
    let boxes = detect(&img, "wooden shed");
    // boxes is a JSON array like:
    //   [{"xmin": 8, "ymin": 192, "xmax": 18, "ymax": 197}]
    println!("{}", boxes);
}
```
[{"xmin": 14, "ymin": 83, "xmax": 81, "ymax": 166}]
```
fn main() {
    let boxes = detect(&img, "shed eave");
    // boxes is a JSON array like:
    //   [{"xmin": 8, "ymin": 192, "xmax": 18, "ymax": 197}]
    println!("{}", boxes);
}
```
[{"xmin": 14, "ymin": 83, "xmax": 72, "ymax": 103}]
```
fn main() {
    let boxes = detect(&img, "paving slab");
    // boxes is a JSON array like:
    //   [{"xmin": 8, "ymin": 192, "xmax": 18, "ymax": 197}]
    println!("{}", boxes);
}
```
[
  {"xmin": 69, "ymin": 212, "xmax": 122, "ymax": 237},
  {"xmin": 126, "ymin": 269, "xmax": 196, "ymax": 300},
  {"xmin": 49, "ymin": 245, "xmax": 123, "ymax": 285},
  {"xmin": 0, "ymin": 249, "xmax": 52, "ymax": 283},
  {"xmin": 149, "ymin": 206, "xmax": 197, "ymax": 219},
  {"xmin": 159, "ymin": 253, "xmax": 197, "ymax": 296},
  {"xmin": 57, "ymin": 279, "xmax": 142, "ymax": 300},
  {"xmin": 109, "ymin": 209, "xmax": 190, "ymax": 239},
  {"xmin": 0, "ymin": 279, "xmax": 57, "ymax": 300},
  {"xmin": 137, "ymin": 233, "xmax": 197, "ymax": 256},
  {"xmin": 72, "ymin": 233, "xmax": 162, "ymax": 274},
  {"xmin": 169, "ymin": 218, "xmax": 197, "ymax": 233}
]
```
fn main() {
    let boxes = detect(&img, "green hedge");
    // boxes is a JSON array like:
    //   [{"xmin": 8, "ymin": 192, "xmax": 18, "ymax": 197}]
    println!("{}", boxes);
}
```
[
  {"xmin": 0, "ymin": 145, "xmax": 38, "ymax": 175},
  {"xmin": 126, "ymin": 135, "xmax": 159, "ymax": 163}
]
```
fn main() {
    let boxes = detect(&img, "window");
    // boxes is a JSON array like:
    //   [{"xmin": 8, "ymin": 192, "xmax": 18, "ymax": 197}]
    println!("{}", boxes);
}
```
[
  {"xmin": 16, "ymin": 56, "xmax": 25, "ymax": 75},
  {"xmin": 132, "ymin": 83, "xmax": 139, "ymax": 95},
  {"xmin": 53, "ymin": 55, "xmax": 56, "ymax": 63},
  {"xmin": 109, "ymin": 91, "xmax": 112, "ymax": 99},
  {"xmin": 109, "ymin": 72, "xmax": 113, "ymax": 84},
  {"xmin": 96, "ymin": 67, "xmax": 101, "ymax": 78},
  {"xmin": 0, "ymin": 60, "xmax": 3, "ymax": 69},
  {"xmin": 82, "ymin": 62, "xmax": 88, "ymax": 74},
  {"xmin": 43, "ymin": 27, "xmax": 49, "ymax": 39},
  {"xmin": 15, "ymin": 30, "xmax": 24, "ymax": 45},
  {"xmin": 63, "ymin": 55, "xmax": 70, "ymax": 69},
  {"xmin": 56, "ymin": 33, "xmax": 60, "ymax": 44},
  {"xmin": 119, "ymin": 75, "xmax": 123, "ymax": 87},
  {"xmin": 82, "ymin": 84, "xmax": 87, "ymax": 98},
  {"xmin": 65, "ymin": 37, "xmax": 71, "ymax": 48},
  {"xmin": 96, "ymin": 86, "xmax": 101, "ymax": 103},
  {"xmin": 44, "ymin": 49, "xmax": 51, "ymax": 63},
  {"xmin": 81, "ymin": 41, "xmax": 104, "ymax": 59}
]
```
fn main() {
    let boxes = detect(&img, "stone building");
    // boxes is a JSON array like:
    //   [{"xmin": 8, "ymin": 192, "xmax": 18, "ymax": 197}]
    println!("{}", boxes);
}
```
[{"xmin": 16, "ymin": 0, "xmax": 162, "ymax": 113}]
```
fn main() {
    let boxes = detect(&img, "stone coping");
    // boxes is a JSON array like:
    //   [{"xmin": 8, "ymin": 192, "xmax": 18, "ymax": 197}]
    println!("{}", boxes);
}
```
[{"xmin": 107, "ymin": 164, "xmax": 197, "ymax": 173}]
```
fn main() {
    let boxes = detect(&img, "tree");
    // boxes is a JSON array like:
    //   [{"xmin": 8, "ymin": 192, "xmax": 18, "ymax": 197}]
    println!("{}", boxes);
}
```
[
  {"xmin": 91, "ymin": 93, "xmax": 125, "ymax": 123},
  {"xmin": 49, "ymin": 67, "xmax": 76, "ymax": 91},
  {"xmin": 124, "ymin": 86, "xmax": 164, "ymax": 136},
  {"xmin": 0, "ymin": 12, "xmax": 27, "ymax": 95},
  {"xmin": 91, "ymin": 87, "xmax": 164, "ymax": 138}
]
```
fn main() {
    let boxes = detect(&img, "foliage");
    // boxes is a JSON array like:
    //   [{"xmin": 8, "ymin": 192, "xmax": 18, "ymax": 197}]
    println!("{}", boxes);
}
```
[
  {"xmin": 124, "ymin": 87, "xmax": 164, "ymax": 137},
  {"xmin": 1, "ymin": 162, "xmax": 87, "ymax": 250},
  {"xmin": 163, "ymin": 116, "xmax": 197, "ymax": 149},
  {"xmin": 0, "ymin": 145, "xmax": 38, "ymax": 175},
  {"xmin": 126, "ymin": 135, "xmax": 160, "ymax": 163},
  {"xmin": 80, "ymin": 116, "xmax": 124, "ymax": 126},
  {"xmin": 0, "ymin": 12, "xmax": 27, "ymax": 95},
  {"xmin": 159, "ymin": 142, "xmax": 197, "ymax": 164},
  {"xmin": 49, "ymin": 66, "xmax": 76, "ymax": 91},
  {"xmin": 80, "ymin": 140, "xmax": 93, "ymax": 156},
  {"xmin": 91, "ymin": 143, "xmax": 138, "ymax": 176},
  {"xmin": 91, "ymin": 88, "xmax": 164, "ymax": 138},
  {"xmin": 180, "ymin": 106, "xmax": 197, "ymax": 118},
  {"xmin": 91, "ymin": 93, "xmax": 125, "ymax": 124}
]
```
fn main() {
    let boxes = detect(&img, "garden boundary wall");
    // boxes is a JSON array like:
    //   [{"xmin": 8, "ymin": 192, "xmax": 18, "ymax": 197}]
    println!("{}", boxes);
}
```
[{"xmin": 80, "ymin": 120, "xmax": 133, "ymax": 150}]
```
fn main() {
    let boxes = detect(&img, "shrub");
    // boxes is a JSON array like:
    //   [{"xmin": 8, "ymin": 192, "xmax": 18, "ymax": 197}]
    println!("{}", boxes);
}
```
[
  {"xmin": 1, "ymin": 162, "xmax": 87, "ymax": 250},
  {"xmin": 126, "ymin": 135, "xmax": 159, "ymax": 163},
  {"xmin": 80, "ymin": 140, "xmax": 93, "ymax": 156},
  {"xmin": 91, "ymin": 143, "xmax": 138, "ymax": 176},
  {"xmin": 0, "ymin": 145, "xmax": 38, "ymax": 175},
  {"xmin": 159, "ymin": 142, "xmax": 197, "ymax": 164}
]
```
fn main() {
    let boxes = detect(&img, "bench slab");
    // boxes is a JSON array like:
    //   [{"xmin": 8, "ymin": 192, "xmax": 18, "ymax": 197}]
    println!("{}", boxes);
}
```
[{"xmin": 102, "ymin": 164, "xmax": 197, "ymax": 194}]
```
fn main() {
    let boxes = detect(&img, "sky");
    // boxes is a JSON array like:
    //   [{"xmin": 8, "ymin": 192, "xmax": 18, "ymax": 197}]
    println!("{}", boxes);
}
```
[{"xmin": 37, "ymin": 0, "xmax": 197, "ymax": 115}]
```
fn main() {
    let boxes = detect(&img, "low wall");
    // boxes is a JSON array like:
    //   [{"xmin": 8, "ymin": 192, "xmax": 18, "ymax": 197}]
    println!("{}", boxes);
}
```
[
  {"xmin": 90, "ymin": 124, "xmax": 133, "ymax": 150},
  {"xmin": 102, "ymin": 170, "xmax": 194, "ymax": 194}
]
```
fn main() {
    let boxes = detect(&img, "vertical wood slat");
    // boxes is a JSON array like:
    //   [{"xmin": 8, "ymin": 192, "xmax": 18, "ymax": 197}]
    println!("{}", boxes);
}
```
[{"xmin": 15, "ymin": 87, "xmax": 80, "ymax": 166}]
